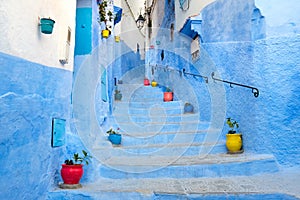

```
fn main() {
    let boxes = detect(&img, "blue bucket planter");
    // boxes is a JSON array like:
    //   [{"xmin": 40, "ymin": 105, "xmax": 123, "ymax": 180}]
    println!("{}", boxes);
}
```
[
  {"xmin": 40, "ymin": 18, "xmax": 55, "ymax": 34},
  {"xmin": 108, "ymin": 134, "xmax": 121, "ymax": 145}
]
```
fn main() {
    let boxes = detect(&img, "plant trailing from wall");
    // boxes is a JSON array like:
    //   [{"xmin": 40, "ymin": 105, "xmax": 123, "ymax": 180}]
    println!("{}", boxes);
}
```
[
  {"xmin": 98, "ymin": 0, "xmax": 114, "ymax": 33},
  {"xmin": 99, "ymin": 0, "xmax": 107, "ymax": 23}
]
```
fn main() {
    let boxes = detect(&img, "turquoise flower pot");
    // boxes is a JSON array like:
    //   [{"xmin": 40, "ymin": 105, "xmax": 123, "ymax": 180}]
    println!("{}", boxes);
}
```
[
  {"xmin": 40, "ymin": 18, "xmax": 55, "ymax": 34},
  {"xmin": 108, "ymin": 134, "xmax": 121, "ymax": 145}
]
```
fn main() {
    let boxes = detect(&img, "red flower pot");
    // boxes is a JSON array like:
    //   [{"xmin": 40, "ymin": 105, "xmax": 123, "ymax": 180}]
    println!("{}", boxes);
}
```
[
  {"xmin": 61, "ymin": 164, "xmax": 83, "ymax": 184},
  {"xmin": 144, "ymin": 79, "xmax": 150, "ymax": 86},
  {"xmin": 163, "ymin": 92, "xmax": 173, "ymax": 102}
]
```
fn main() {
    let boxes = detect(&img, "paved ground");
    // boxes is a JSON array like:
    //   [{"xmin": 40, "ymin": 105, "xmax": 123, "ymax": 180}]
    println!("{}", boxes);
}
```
[{"xmin": 76, "ymin": 167, "xmax": 300, "ymax": 198}]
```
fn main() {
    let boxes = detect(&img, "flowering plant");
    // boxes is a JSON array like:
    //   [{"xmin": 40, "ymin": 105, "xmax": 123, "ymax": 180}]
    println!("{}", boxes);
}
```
[{"xmin": 106, "ymin": 127, "xmax": 120, "ymax": 135}]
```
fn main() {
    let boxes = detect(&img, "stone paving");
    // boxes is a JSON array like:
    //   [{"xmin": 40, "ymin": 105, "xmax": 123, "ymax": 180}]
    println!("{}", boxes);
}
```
[{"xmin": 73, "ymin": 166, "xmax": 300, "ymax": 198}]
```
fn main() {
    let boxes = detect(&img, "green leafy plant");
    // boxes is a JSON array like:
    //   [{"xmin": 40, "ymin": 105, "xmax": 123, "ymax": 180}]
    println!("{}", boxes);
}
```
[
  {"xmin": 64, "ymin": 150, "xmax": 92, "ymax": 165},
  {"xmin": 226, "ymin": 117, "xmax": 239, "ymax": 134},
  {"xmin": 106, "ymin": 127, "xmax": 120, "ymax": 135},
  {"xmin": 99, "ymin": 0, "xmax": 107, "ymax": 22},
  {"xmin": 166, "ymin": 87, "xmax": 172, "ymax": 92}
]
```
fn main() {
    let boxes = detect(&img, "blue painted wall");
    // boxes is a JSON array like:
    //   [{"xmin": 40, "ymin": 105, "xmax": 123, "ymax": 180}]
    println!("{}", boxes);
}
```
[
  {"xmin": 149, "ymin": 0, "xmax": 300, "ymax": 167},
  {"xmin": 75, "ymin": 8, "xmax": 92, "ymax": 55},
  {"xmin": 0, "ymin": 53, "xmax": 74, "ymax": 199},
  {"xmin": 199, "ymin": 0, "xmax": 300, "ymax": 166}
]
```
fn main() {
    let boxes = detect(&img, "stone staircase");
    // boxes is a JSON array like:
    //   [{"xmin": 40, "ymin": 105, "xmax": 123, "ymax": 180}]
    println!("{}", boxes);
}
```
[
  {"xmin": 48, "ymin": 83, "xmax": 288, "ymax": 199},
  {"xmin": 94, "ymin": 83, "xmax": 279, "ymax": 178}
]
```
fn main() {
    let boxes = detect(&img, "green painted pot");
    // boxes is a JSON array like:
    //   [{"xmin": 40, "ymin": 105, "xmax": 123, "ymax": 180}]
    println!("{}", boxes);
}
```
[{"xmin": 40, "ymin": 18, "xmax": 55, "ymax": 34}]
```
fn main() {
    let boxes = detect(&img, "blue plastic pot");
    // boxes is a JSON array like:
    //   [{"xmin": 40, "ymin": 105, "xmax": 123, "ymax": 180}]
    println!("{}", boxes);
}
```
[
  {"xmin": 40, "ymin": 18, "xmax": 55, "ymax": 34},
  {"xmin": 108, "ymin": 134, "xmax": 121, "ymax": 145},
  {"xmin": 184, "ymin": 104, "xmax": 194, "ymax": 113}
]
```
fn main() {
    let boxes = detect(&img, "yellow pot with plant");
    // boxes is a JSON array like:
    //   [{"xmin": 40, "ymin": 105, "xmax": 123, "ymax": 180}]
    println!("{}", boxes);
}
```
[
  {"xmin": 102, "ymin": 29, "xmax": 110, "ymax": 38},
  {"xmin": 151, "ymin": 80, "xmax": 158, "ymax": 87},
  {"xmin": 225, "ymin": 118, "xmax": 243, "ymax": 153}
]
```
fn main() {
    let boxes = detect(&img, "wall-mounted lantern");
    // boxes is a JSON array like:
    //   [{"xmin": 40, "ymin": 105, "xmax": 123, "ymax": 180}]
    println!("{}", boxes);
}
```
[
  {"xmin": 40, "ymin": 18, "xmax": 55, "ymax": 34},
  {"xmin": 136, "ymin": 13, "xmax": 146, "ymax": 30}
]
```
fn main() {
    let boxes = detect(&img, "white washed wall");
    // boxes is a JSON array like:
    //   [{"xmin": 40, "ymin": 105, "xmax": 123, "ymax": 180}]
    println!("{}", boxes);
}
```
[
  {"xmin": 175, "ymin": 0, "xmax": 215, "ymax": 30},
  {"xmin": 0, "ymin": 0, "xmax": 76, "ymax": 71}
]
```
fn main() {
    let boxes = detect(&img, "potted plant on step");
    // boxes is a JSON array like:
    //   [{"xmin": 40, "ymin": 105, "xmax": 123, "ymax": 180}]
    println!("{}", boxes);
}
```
[
  {"xmin": 60, "ymin": 150, "xmax": 92, "ymax": 189},
  {"xmin": 151, "ymin": 79, "xmax": 158, "ymax": 87},
  {"xmin": 144, "ymin": 78, "xmax": 150, "ymax": 86},
  {"xmin": 184, "ymin": 102, "xmax": 194, "ymax": 113},
  {"xmin": 225, "ymin": 118, "xmax": 243, "ymax": 154},
  {"xmin": 107, "ymin": 128, "xmax": 121, "ymax": 145},
  {"xmin": 114, "ymin": 88, "xmax": 122, "ymax": 101},
  {"xmin": 163, "ymin": 87, "xmax": 173, "ymax": 102}
]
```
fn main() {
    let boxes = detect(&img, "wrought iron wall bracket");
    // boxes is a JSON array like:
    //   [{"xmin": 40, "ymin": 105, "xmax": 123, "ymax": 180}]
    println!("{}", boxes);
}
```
[
  {"xmin": 183, "ymin": 68, "xmax": 208, "ymax": 83},
  {"xmin": 211, "ymin": 72, "xmax": 259, "ymax": 97}
]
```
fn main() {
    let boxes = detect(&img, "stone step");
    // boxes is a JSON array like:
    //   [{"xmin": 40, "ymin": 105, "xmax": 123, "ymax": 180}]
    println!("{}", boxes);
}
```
[
  {"xmin": 94, "ymin": 141, "xmax": 226, "ymax": 156},
  {"xmin": 114, "ymin": 100, "xmax": 182, "ymax": 109},
  {"xmin": 97, "ymin": 153, "xmax": 279, "ymax": 179}
]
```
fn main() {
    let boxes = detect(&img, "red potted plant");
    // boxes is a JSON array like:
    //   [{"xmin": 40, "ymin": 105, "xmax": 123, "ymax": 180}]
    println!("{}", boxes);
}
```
[
  {"xmin": 60, "ymin": 150, "xmax": 92, "ymax": 189},
  {"xmin": 144, "ymin": 78, "xmax": 150, "ymax": 86},
  {"xmin": 163, "ymin": 87, "xmax": 173, "ymax": 102}
]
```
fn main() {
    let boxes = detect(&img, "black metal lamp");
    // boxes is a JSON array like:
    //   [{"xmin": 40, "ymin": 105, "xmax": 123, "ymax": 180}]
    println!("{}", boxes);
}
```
[{"xmin": 136, "ymin": 13, "xmax": 145, "ymax": 29}]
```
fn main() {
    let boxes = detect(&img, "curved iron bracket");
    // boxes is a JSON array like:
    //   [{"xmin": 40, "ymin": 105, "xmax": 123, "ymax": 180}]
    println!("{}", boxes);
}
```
[{"xmin": 211, "ymin": 72, "xmax": 259, "ymax": 97}]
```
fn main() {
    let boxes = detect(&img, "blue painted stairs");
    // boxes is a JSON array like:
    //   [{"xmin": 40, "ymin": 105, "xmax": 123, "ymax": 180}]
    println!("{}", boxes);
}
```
[{"xmin": 94, "ymin": 83, "xmax": 279, "ymax": 179}]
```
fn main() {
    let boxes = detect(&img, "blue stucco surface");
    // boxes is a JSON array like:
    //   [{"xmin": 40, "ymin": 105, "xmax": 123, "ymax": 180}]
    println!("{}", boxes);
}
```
[
  {"xmin": 75, "ymin": 8, "xmax": 92, "ymax": 55},
  {"xmin": 146, "ymin": 0, "xmax": 300, "ymax": 167},
  {"xmin": 0, "ymin": 52, "xmax": 73, "ymax": 199}
]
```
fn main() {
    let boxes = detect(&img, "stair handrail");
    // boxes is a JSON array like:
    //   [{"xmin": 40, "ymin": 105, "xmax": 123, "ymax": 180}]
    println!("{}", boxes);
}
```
[
  {"xmin": 182, "ymin": 68, "xmax": 208, "ymax": 83},
  {"xmin": 211, "ymin": 72, "xmax": 259, "ymax": 97},
  {"xmin": 151, "ymin": 64, "xmax": 182, "ymax": 74}
]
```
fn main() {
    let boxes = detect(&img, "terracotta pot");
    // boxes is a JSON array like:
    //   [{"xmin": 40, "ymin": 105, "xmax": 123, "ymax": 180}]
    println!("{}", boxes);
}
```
[
  {"xmin": 163, "ymin": 92, "xmax": 173, "ymax": 102},
  {"xmin": 61, "ymin": 164, "xmax": 83, "ymax": 184}
]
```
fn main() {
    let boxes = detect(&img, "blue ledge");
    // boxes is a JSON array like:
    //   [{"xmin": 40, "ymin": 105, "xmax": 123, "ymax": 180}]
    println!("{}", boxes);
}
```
[{"xmin": 179, "ymin": 17, "xmax": 202, "ymax": 39}]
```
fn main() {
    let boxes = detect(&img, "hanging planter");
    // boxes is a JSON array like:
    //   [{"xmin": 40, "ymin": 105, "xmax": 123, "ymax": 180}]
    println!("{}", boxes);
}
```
[
  {"xmin": 40, "ymin": 18, "xmax": 55, "ymax": 34},
  {"xmin": 115, "ymin": 36, "xmax": 120, "ymax": 42},
  {"xmin": 102, "ymin": 29, "xmax": 110, "ymax": 38}
]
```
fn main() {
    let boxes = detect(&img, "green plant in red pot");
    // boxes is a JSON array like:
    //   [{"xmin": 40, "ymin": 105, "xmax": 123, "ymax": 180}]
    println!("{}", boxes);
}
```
[
  {"xmin": 163, "ymin": 87, "xmax": 173, "ymax": 102},
  {"xmin": 60, "ymin": 150, "xmax": 92, "ymax": 189}
]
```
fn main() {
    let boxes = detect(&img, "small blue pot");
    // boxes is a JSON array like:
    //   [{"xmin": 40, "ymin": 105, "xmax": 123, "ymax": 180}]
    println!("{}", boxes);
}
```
[
  {"xmin": 108, "ymin": 134, "xmax": 121, "ymax": 145},
  {"xmin": 184, "ymin": 104, "xmax": 194, "ymax": 113}
]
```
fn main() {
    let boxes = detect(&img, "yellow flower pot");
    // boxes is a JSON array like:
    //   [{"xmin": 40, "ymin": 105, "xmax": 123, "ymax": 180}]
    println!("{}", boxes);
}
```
[
  {"xmin": 102, "ymin": 30, "xmax": 110, "ymax": 38},
  {"xmin": 115, "ymin": 36, "xmax": 120, "ymax": 42},
  {"xmin": 226, "ymin": 133, "xmax": 242, "ymax": 153},
  {"xmin": 151, "ymin": 81, "xmax": 157, "ymax": 87}
]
